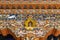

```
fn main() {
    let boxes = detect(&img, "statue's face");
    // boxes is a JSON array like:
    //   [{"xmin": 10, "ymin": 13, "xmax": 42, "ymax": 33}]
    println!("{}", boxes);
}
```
[{"xmin": 28, "ymin": 21, "xmax": 32, "ymax": 27}]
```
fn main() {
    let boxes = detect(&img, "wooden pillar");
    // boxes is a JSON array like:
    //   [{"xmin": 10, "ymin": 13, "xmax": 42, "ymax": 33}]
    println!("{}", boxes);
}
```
[
  {"xmin": 57, "ymin": 35, "xmax": 60, "ymax": 40},
  {"xmin": 0, "ymin": 30, "xmax": 1, "ymax": 34},
  {"xmin": 58, "ymin": 37, "xmax": 60, "ymax": 40}
]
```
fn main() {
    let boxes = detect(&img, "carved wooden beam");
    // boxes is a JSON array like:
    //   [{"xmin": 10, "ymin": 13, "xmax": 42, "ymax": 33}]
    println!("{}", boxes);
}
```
[{"xmin": 0, "ymin": 4, "xmax": 60, "ymax": 9}]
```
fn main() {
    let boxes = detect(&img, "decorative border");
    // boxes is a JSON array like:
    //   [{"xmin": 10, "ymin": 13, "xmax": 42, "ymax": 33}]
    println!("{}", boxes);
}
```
[{"xmin": 0, "ymin": 14, "xmax": 60, "ymax": 38}]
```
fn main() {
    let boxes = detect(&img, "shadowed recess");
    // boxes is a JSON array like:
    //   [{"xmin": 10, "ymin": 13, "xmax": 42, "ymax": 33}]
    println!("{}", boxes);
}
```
[
  {"xmin": 0, "ymin": 34, "xmax": 15, "ymax": 40},
  {"xmin": 4, "ymin": 34, "xmax": 15, "ymax": 40},
  {"xmin": 47, "ymin": 34, "xmax": 58, "ymax": 40}
]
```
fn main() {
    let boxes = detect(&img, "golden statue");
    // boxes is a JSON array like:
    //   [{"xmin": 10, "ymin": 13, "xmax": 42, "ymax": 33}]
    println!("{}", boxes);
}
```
[{"xmin": 24, "ymin": 15, "xmax": 36, "ymax": 30}]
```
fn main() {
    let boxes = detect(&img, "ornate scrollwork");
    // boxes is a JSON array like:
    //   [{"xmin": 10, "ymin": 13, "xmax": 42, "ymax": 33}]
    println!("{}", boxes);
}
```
[{"xmin": 0, "ymin": 14, "xmax": 60, "ymax": 37}]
